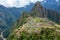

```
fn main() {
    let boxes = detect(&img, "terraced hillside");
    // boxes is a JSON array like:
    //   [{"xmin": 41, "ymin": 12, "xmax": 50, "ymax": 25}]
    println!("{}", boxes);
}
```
[{"xmin": 7, "ymin": 17, "xmax": 60, "ymax": 40}]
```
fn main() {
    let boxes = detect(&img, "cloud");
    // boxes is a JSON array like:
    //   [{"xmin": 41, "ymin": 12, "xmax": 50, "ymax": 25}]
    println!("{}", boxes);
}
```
[
  {"xmin": 56, "ymin": 0, "xmax": 59, "ymax": 2},
  {"xmin": 0, "ymin": 0, "xmax": 43, "ymax": 7}
]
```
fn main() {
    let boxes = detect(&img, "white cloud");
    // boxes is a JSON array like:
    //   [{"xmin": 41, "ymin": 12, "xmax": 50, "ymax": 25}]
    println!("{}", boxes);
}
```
[
  {"xmin": 0, "ymin": 0, "xmax": 43, "ymax": 7},
  {"xmin": 56, "ymin": 0, "xmax": 59, "ymax": 2}
]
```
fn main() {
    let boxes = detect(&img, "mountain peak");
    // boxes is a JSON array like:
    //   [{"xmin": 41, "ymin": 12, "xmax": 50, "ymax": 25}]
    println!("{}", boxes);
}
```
[
  {"xmin": 36, "ymin": 1, "xmax": 40, "ymax": 4},
  {"xmin": 35, "ymin": 1, "xmax": 43, "ymax": 8},
  {"xmin": 31, "ymin": 1, "xmax": 46, "ymax": 17}
]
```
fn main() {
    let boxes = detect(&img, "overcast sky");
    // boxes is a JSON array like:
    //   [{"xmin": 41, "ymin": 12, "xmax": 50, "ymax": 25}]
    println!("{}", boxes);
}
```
[{"xmin": 0, "ymin": 0, "xmax": 59, "ymax": 8}]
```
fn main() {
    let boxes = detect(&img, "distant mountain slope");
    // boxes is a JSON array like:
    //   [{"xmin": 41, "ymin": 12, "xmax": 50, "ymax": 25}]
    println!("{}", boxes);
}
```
[
  {"xmin": 0, "ymin": 10, "xmax": 16, "ymax": 33},
  {"xmin": 42, "ymin": 0, "xmax": 60, "ymax": 12}
]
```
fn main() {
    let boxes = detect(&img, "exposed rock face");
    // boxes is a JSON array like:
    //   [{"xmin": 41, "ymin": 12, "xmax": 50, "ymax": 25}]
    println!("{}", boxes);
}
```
[
  {"xmin": 31, "ymin": 1, "xmax": 60, "ymax": 24},
  {"xmin": 31, "ymin": 1, "xmax": 47, "ymax": 17}
]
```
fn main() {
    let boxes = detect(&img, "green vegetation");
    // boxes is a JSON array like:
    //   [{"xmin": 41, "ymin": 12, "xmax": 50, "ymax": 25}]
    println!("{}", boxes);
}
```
[
  {"xmin": 7, "ymin": 17, "xmax": 60, "ymax": 40},
  {"xmin": 20, "ymin": 12, "xmax": 28, "ymax": 25},
  {"xmin": 33, "ymin": 17, "xmax": 41, "ymax": 23},
  {"xmin": 18, "ymin": 28, "xmax": 56, "ymax": 40},
  {"xmin": 7, "ymin": 28, "xmax": 56, "ymax": 40}
]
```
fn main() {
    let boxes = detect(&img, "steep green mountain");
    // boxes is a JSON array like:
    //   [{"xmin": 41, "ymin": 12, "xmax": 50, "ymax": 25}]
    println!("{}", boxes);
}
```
[
  {"xmin": 30, "ymin": 1, "xmax": 47, "ymax": 17},
  {"xmin": 7, "ymin": 1, "xmax": 60, "ymax": 40},
  {"xmin": 31, "ymin": 1, "xmax": 60, "ymax": 24}
]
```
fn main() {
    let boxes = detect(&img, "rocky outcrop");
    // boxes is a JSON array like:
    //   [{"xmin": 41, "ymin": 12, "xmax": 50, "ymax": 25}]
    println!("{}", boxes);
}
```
[{"xmin": 31, "ymin": 1, "xmax": 47, "ymax": 17}]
